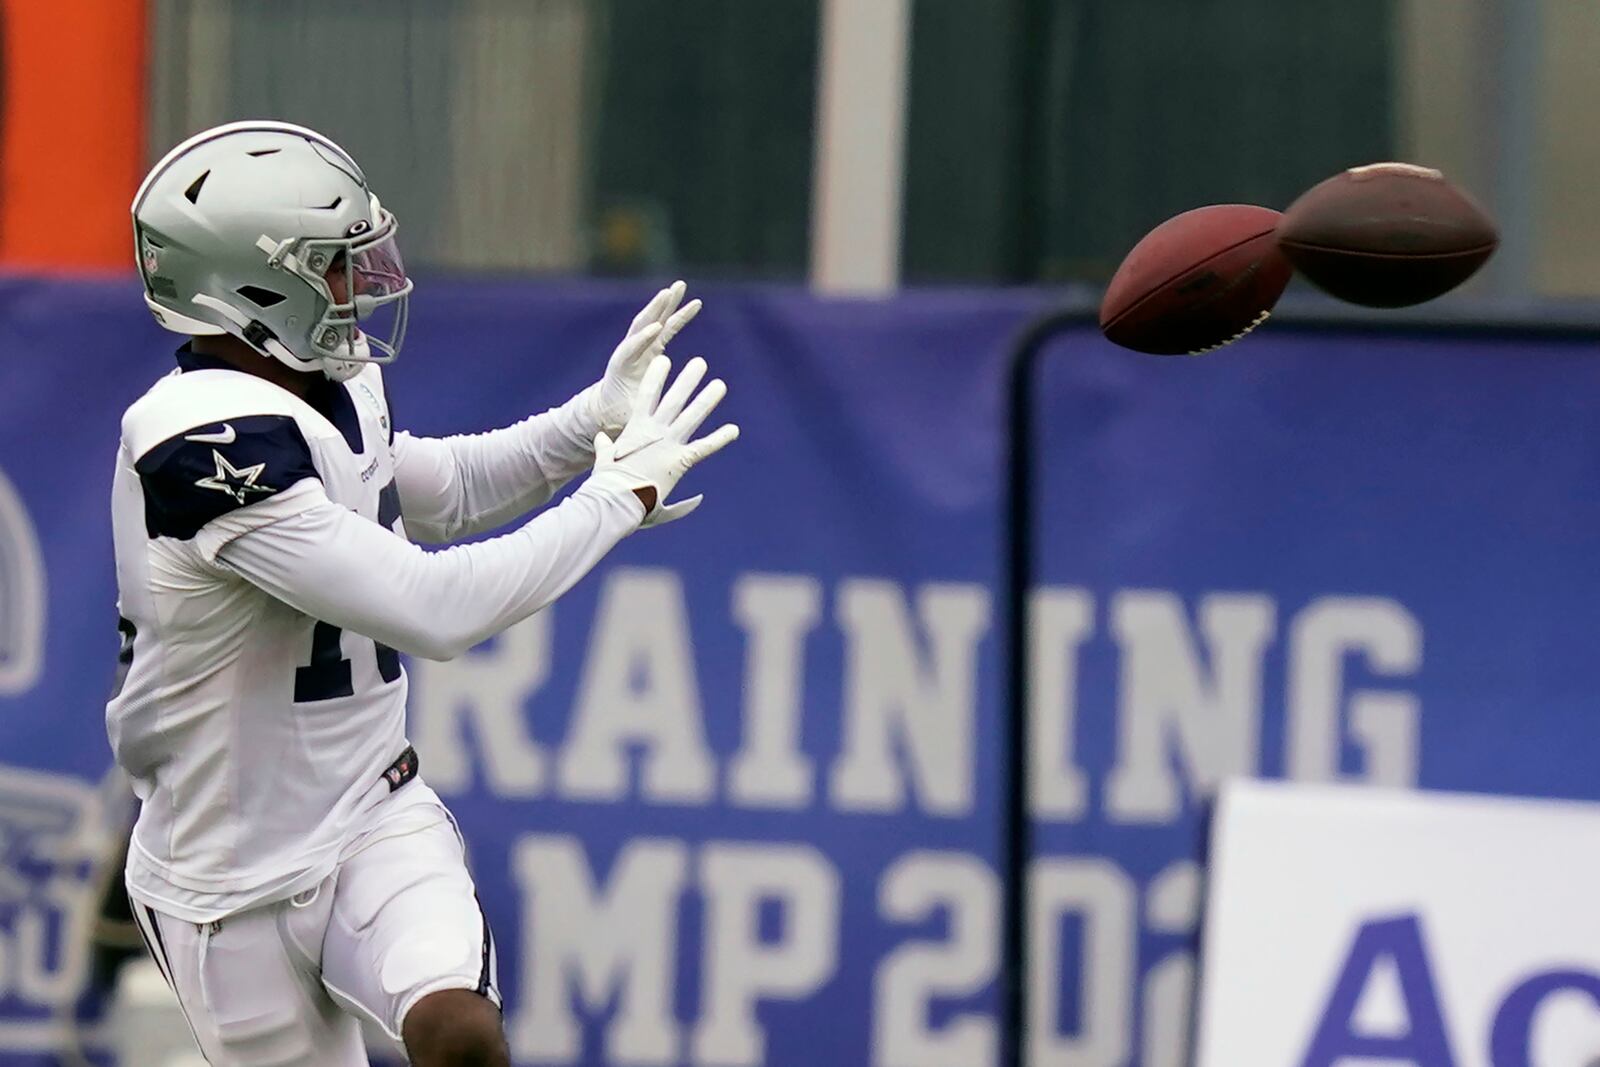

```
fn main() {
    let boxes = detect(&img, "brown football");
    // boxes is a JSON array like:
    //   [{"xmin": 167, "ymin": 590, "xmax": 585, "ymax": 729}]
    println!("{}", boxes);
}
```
[
  {"xmin": 1100, "ymin": 204, "xmax": 1293, "ymax": 356},
  {"xmin": 1277, "ymin": 162, "xmax": 1499, "ymax": 308}
]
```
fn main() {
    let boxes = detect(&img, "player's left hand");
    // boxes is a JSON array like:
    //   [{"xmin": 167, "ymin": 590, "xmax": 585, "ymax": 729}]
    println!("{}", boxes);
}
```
[
  {"xmin": 593, "ymin": 280, "xmax": 701, "ymax": 434},
  {"xmin": 592, "ymin": 354, "xmax": 737, "ymax": 527}
]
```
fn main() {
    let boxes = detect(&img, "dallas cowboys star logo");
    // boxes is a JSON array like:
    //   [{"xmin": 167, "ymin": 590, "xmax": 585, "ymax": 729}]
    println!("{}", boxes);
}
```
[{"xmin": 194, "ymin": 449, "xmax": 274, "ymax": 505}]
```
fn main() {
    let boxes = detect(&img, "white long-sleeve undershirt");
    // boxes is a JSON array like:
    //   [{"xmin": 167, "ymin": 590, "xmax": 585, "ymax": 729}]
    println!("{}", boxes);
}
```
[
  {"xmin": 391, "ymin": 383, "xmax": 606, "ymax": 543},
  {"xmin": 216, "ymin": 473, "xmax": 642, "ymax": 661}
]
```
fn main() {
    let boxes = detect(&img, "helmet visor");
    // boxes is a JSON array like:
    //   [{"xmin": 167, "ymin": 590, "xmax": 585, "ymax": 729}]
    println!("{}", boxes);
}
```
[
  {"xmin": 343, "ymin": 225, "xmax": 410, "ymax": 361},
  {"xmin": 351, "ymin": 229, "xmax": 408, "ymax": 302}
]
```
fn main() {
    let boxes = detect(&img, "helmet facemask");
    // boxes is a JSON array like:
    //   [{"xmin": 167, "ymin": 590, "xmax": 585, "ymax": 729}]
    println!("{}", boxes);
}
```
[{"xmin": 257, "ymin": 200, "xmax": 412, "ymax": 382}]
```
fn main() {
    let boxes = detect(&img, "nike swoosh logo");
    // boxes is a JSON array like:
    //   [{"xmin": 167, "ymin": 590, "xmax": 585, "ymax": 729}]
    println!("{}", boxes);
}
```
[{"xmin": 185, "ymin": 423, "xmax": 237, "ymax": 445}]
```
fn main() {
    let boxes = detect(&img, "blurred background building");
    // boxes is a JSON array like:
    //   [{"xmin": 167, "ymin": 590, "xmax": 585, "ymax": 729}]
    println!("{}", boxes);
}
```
[{"xmin": 6, "ymin": 1, "xmax": 1593, "ymax": 301}]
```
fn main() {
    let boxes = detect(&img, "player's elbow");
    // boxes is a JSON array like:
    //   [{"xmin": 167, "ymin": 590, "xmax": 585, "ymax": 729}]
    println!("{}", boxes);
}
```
[
  {"xmin": 394, "ymin": 620, "xmax": 483, "ymax": 662},
  {"xmin": 403, "ymin": 520, "xmax": 456, "ymax": 546},
  {"xmin": 399, "ymin": 632, "xmax": 467, "ymax": 662},
  {"xmin": 401, "ymin": 637, "xmax": 456, "ymax": 662}
]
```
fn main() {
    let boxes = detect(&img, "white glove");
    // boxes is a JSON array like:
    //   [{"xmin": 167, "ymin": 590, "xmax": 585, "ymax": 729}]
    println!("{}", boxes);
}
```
[
  {"xmin": 592, "ymin": 280, "xmax": 702, "ymax": 434},
  {"xmin": 591, "ymin": 354, "xmax": 738, "ymax": 527}
]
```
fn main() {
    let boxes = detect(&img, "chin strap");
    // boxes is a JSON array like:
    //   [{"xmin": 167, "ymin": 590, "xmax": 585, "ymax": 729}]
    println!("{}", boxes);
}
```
[{"xmin": 190, "ymin": 293, "xmax": 309, "ymax": 371}]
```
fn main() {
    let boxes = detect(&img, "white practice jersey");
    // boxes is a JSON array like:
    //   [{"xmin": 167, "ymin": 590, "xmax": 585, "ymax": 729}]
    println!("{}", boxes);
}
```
[{"xmin": 109, "ymin": 346, "xmax": 644, "ymax": 923}]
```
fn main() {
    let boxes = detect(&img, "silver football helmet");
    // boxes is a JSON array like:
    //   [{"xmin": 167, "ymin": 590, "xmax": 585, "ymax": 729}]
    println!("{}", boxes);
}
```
[{"xmin": 132, "ymin": 120, "xmax": 412, "ymax": 382}]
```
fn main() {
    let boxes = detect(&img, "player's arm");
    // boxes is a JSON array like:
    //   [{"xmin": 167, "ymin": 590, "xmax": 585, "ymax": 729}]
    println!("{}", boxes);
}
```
[
  {"xmin": 218, "ymin": 479, "xmax": 641, "ymax": 660},
  {"xmin": 389, "ymin": 387, "xmax": 607, "ymax": 543},
  {"xmin": 127, "ymin": 409, "xmax": 623, "ymax": 660},
  {"xmin": 215, "ymin": 356, "xmax": 734, "ymax": 660},
  {"xmin": 392, "ymin": 282, "xmax": 701, "ymax": 543}
]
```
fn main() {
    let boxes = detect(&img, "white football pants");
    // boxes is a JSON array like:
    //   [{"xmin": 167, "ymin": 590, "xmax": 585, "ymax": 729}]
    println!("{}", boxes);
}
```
[{"xmin": 129, "ymin": 782, "xmax": 500, "ymax": 1066}]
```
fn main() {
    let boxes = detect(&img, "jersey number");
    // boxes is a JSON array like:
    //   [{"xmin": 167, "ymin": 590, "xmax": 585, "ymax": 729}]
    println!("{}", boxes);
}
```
[
  {"xmin": 294, "ymin": 622, "xmax": 401, "ymax": 702},
  {"xmin": 293, "ymin": 479, "xmax": 404, "ymax": 702}
]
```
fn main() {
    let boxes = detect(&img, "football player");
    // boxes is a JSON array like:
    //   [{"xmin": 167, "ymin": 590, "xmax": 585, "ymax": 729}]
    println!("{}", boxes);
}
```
[{"xmin": 107, "ymin": 120, "xmax": 737, "ymax": 1066}]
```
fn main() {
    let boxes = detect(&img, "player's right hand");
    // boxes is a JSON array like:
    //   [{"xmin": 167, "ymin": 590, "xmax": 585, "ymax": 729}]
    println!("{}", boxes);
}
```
[
  {"xmin": 589, "ymin": 355, "xmax": 738, "ymax": 527},
  {"xmin": 592, "ymin": 281, "xmax": 702, "ymax": 435}
]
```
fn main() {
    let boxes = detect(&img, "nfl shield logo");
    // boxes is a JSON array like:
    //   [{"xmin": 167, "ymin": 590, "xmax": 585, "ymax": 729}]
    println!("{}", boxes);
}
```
[{"xmin": 142, "ymin": 244, "xmax": 159, "ymax": 273}]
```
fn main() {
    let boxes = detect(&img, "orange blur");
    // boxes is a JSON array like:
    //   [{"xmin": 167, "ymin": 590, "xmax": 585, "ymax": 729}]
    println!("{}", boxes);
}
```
[{"xmin": 0, "ymin": 0, "xmax": 145, "ymax": 272}]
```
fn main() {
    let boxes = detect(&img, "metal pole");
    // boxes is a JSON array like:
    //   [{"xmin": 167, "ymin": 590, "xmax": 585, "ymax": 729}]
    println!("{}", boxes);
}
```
[
  {"xmin": 808, "ymin": 0, "xmax": 912, "ymax": 295},
  {"xmin": 1002, "ymin": 308, "xmax": 1096, "ymax": 1067}
]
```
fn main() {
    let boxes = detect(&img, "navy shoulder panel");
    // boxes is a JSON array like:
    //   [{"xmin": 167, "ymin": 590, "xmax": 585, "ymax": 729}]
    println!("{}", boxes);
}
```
[
  {"xmin": 307, "ymin": 377, "xmax": 365, "ymax": 454},
  {"xmin": 136, "ymin": 415, "xmax": 319, "ymax": 539}
]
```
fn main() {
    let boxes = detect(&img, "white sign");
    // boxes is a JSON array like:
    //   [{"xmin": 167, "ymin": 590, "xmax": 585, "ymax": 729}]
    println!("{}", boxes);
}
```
[{"xmin": 1196, "ymin": 779, "xmax": 1600, "ymax": 1067}]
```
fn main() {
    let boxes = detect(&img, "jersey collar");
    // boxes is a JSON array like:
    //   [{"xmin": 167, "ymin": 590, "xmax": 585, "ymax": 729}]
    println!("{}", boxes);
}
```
[
  {"xmin": 175, "ymin": 342, "xmax": 366, "ymax": 455},
  {"xmin": 174, "ymin": 342, "xmax": 236, "ymax": 374}
]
